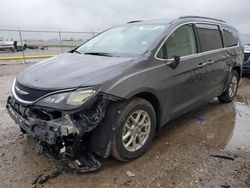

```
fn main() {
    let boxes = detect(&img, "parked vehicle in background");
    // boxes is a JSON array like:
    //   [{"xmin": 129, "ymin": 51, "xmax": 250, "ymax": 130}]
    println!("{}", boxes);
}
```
[
  {"xmin": 0, "ymin": 37, "xmax": 27, "ymax": 52},
  {"xmin": 6, "ymin": 16, "xmax": 243, "ymax": 172},
  {"xmin": 243, "ymin": 44, "xmax": 250, "ymax": 75},
  {"xmin": 240, "ymin": 35, "xmax": 250, "ymax": 76},
  {"xmin": 0, "ymin": 37, "xmax": 15, "ymax": 52}
]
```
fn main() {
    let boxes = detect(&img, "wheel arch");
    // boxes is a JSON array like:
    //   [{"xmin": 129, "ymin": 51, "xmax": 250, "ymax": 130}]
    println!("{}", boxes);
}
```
[
  {"xmin": 130, "ymin": 91, "xmax": 162, "ymax": 129},
  {"xmin": 233, "ymin": 65, "xmax": 242, "ymax": 80},
  {"xmin": 89, "ymin": 90, "xmax": 163, "ymax": 158}
]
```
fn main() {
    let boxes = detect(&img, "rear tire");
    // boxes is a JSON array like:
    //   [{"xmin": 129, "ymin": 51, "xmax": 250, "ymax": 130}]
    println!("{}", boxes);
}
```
[
  {"xmin": 218, "ymin": 70, "xmax": 239, "ymax": 103},
  {"xmin": 111, "ymin": 98, "xmax": 156, "ymax": 161}
]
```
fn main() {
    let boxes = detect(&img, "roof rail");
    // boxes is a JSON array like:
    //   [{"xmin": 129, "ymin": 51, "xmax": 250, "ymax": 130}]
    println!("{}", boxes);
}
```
[
  {"xmin": 179, "ymin": 16, "xmax": 225, "ymax": 23},
  {"xmin": 127, "ymin": 20, "xmax": 142, "ymax": 24}
]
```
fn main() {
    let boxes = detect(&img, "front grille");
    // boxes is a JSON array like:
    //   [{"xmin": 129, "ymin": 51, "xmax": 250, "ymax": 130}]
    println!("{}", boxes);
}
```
[
  {"xmin": 15, "ymin": 81, "xmax": 55, "ymax": 101},
  {"xmin": 244, "ymin": 53, "xmax": 250, "ymax": 62},
  {"xmin": 9, "ymin": 97, "xmax": 27, "ymax": 117}
]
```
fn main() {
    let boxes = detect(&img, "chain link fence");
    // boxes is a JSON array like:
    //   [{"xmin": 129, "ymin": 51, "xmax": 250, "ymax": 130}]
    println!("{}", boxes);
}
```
[
  {"xmin": 0, "ymin": 28, "xmax": 99, "ymax": 62},
  {"xmin": 1, "ymin": 27, "xmax": 250, "ymax": 63}
]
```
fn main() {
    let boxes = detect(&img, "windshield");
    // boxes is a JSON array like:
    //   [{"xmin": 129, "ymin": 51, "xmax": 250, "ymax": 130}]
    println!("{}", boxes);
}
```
[{"xmin": 77, "ymin": 25, "xmax": 167, "ymax": 56}]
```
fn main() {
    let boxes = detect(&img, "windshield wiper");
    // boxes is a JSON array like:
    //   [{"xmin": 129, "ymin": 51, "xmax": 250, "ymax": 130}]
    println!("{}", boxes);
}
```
[
  {"xmin": 74, "ymin": 50, "xmax": 82, "ymax": 54},
  {"xmin": 84, "ymin": 52, "xmax": 113, "ymax": 57}
]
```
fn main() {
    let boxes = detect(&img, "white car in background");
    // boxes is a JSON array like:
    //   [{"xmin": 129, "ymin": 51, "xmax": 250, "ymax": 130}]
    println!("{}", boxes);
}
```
[{"xmin": 0, "ymin": 37, "xmax": 15, "ymax": 52}]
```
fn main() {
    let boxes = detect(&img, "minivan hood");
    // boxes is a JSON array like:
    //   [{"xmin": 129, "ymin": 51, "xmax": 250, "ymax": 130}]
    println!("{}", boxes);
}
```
[{"xmin": 17, "ymin": 53, "xmax": 134, "ymax": 90}]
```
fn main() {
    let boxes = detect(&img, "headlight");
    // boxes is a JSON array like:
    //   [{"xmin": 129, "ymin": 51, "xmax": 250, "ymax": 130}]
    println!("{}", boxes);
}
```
[
  {"xmin": 35, "ymin": 88, "xmax": 98, "ymax": 110},
  {"xmin": 43, "ymin": 93, "xmax": 68, "ymax": 104},
  {"xmin": 66, "ymin": 90, "xmax": 96, "ymax": 105}
]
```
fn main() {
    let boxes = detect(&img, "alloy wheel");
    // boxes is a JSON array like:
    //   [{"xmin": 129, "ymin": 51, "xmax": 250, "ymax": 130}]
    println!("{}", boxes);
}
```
[{"xmin": 122, "ymin": 110, "xmax": 151, "ymax": 152}]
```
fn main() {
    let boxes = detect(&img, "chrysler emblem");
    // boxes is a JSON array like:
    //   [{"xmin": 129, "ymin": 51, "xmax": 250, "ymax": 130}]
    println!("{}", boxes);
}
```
[{"xmin": 15, "ymin": 87, "xmax": 29, "ymax": 95}]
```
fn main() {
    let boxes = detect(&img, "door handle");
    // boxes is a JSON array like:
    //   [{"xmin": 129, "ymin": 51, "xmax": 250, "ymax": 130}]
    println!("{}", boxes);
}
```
[
  {"xmin": 197, "ymin": 62, "xmax": 206, "ymax": 68},
  {"xmin": 207, "ymin": 60, "xmax": 214, "ymax": 65}
]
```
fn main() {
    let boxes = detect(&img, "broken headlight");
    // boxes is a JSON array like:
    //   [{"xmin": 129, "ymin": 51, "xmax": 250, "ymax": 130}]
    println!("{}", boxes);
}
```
[{"xmin": 35, "ymin": 88, "xmax": 98, "ymax": 110}]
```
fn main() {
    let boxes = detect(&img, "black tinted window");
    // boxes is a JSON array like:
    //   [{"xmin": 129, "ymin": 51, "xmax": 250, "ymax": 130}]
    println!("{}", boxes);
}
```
[
  {"xmin": 157, "ymin": 24, "xmax": 197, "ymax": 59},
  {"xmin": 196, "ymin": 24, "xmax": 223, "ymax": 52},
  {"xmin": 221, "ymin": 27, "xmax": 238, "ymax": 47}
]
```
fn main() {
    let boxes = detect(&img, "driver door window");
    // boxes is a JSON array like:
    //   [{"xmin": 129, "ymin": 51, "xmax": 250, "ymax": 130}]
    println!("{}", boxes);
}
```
[{"xmin": 157, "ymin": 24, "xmax": 197, "ymax": 59}]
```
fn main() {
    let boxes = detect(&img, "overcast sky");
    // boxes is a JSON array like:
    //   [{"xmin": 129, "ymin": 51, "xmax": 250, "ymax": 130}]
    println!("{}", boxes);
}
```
[{"xmin": 0, "ymin": 0, "xmax": 250, "ymax": 33}]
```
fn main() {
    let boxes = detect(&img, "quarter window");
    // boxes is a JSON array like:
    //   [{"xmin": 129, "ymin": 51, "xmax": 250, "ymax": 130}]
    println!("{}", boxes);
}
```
[
  {"xmin": 221, "ymin": 27, "xmax": 238, "ymax": 47},
  {"xmin": 196, "ymin": 24, "xmax": 223, "ymax": 52},
  {"xmin": 157, "ymin": 24, "xmax": 197, "ymax": 59}
]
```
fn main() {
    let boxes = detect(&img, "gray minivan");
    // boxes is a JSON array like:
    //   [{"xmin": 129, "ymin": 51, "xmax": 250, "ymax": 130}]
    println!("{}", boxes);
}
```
[{"xmin": 6, "ymin": 16, "xmax": 243, "ymax": 171}]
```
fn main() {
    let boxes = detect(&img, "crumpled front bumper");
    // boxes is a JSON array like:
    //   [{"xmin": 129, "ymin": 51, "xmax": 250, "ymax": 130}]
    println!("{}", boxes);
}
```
[
  {"xmin": 6, "ymin": 96, "xmax": 103, "ymax": 173},
  {"xmin": 6, "ymin": 96, "xmax": 66, "ymax": 145}
]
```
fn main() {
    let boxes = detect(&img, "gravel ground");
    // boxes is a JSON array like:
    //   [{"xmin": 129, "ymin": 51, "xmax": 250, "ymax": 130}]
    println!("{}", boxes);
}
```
[{"xmin": 0, "ymin": 63, "xmax": 249, "ymax": 188}]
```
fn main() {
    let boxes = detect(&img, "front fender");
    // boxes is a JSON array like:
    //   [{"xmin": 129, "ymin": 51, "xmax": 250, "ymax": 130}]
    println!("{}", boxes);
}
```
[{"xmin": 89, "ymin": 100, "xmax": 126, "ymax": 158}]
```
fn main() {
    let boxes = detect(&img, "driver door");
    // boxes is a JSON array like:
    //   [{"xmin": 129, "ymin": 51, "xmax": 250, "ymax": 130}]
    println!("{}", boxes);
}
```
[{"xmin": 157, "ymin": 23, "xmax": 207, "ymax": 118}]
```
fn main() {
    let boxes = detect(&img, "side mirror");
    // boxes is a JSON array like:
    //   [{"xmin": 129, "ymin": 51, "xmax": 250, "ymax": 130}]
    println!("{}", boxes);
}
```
[{"xmin": 169, "ymin": 55, "xmax": 180, "ymax": 69}]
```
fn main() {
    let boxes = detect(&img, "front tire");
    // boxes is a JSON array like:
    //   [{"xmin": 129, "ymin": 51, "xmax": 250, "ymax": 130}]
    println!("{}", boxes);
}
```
[
  {"xmin": 111, "ymin": 98, "xmax": 156, "ymax": 161},
  {"xmin": 218, "ymin": 70, "xmax": 239, "ymax": 103}
]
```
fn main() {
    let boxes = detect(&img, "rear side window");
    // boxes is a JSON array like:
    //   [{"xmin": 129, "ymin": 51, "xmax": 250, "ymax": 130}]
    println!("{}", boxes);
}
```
[
  {"xmin": 157, "ymin": 24, "xmax": 197, "ymax": 59},
  {"xmin": 196, "ymin": 24, "xmax": 223, "ymax": 52},
  {"xmin": 221, "ymin": 27, "xmax": 238, "ymax": 47}
]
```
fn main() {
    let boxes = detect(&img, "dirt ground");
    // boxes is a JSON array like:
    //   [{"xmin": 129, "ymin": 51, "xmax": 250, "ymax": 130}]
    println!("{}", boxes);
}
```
[{"xmin": 0, "ymin": 63, "xmax": 249, "ymax": 188}]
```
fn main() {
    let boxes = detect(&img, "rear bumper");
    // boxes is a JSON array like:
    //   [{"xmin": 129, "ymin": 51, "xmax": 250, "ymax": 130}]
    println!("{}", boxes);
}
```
[{"xmin": 0, "ymin": 45, "xmax": 14, "ymax": 48}]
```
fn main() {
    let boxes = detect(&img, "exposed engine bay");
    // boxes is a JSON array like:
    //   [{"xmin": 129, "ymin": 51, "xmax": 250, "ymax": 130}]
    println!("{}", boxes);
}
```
[{"xmin": 6, "ymin": 92, "xmax": 120, "ymax": 173}]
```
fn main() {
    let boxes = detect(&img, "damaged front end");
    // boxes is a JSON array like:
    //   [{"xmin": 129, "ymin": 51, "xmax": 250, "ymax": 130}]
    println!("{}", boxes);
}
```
[{"xmin": 6, "ymin": 80, "xmax": 120, "ymax": 172}]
